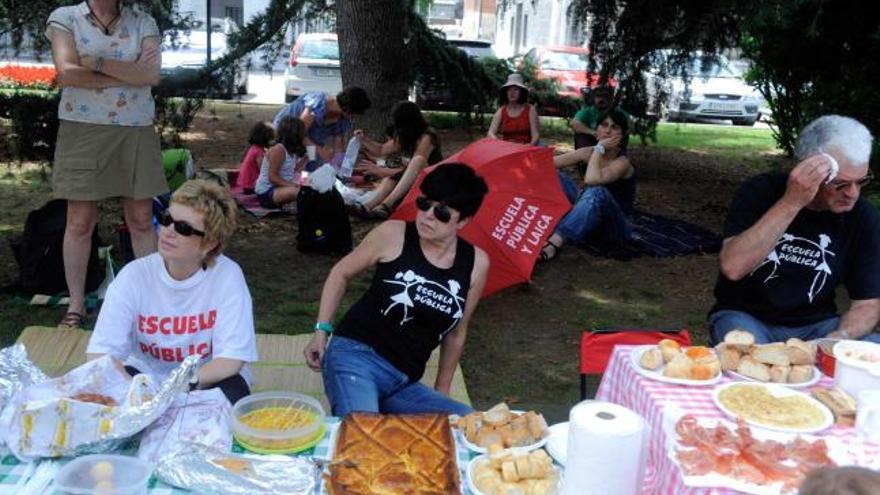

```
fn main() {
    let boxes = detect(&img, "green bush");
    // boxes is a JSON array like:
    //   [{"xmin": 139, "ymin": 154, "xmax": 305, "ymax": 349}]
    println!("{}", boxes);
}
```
[{"xmin": 0, "ymin": 89, "xmax": 60, "ymax": 163}]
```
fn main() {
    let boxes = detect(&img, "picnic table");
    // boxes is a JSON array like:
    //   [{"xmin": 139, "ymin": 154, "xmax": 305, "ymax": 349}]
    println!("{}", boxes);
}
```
[
  {"xmin": 0, "ymin": 416, "xmax": 480, "ymax": 494},
  {"xmin": 596, "ymin": 345, "xmax": 880, "ymax": 495}
]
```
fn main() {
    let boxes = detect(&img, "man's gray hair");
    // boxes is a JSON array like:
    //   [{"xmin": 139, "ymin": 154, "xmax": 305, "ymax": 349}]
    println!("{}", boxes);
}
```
[{"xmin": 794, "ymin": 115, "xmax": 873, "ymax": 166}]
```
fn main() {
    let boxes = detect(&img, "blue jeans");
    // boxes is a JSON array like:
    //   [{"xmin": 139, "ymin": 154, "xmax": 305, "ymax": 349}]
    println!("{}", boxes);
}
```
[
  {"xmin": 709, "ymin": 309, "xmax": 880, "ymax": 345},
  {"xmin": 555, "ymin": 185, "xmax": 631, "ymax": 244},
  {"xmin": 321, "ymin": 336, "xmax": 473, "ymax": 418},
  {"xmin": 557, "ymin": 171, "xmax": 580, "ymax": 204}
]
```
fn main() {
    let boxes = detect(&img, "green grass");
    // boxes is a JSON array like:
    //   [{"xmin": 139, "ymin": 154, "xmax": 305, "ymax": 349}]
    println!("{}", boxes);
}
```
[{"xmin": 652, "ymin": 122, "xmax": 779, "ymax": 157}]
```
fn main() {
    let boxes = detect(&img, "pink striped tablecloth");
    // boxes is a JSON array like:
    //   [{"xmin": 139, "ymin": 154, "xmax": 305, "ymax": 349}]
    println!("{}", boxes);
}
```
[{"xmin": 595, "ymin": 345, "xmax": 879, "ymax": 495}]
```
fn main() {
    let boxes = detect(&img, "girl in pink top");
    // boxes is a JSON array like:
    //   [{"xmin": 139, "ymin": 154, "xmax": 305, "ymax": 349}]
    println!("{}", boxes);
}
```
[{"xmin": 237, "ymin": 121, "xmax": 274, "ymax": 193}]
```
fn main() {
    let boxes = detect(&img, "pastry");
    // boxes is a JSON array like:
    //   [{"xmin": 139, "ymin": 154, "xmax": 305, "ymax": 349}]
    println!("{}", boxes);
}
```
[
  {"xmin": 663, "ymin": 353, "xmax": 692, "ymax": 379},
  {"xmin": 788, "ymin": 364, "xmax": 813, "ymax": 383},
  {"xmin": 326, "ymin": 413, "xmax": 459, "ymax": 494},
  {"xmin": 639, "ymin": 347, "xmax": 663, "ymax": 370},
  {"xmin": 752, "ymin": 343, "xmax": 791, "ymax": 366},
  {"xmin": 659, "ymin": 339, "xmax": 682, "ymax": 363},
  {"xmin": 483, "ymin": 402, "xmax": 512, "ymax": 427},
  {"xmin": 736, "ymin": 356, "xmax": 771, "ymax": 382}
]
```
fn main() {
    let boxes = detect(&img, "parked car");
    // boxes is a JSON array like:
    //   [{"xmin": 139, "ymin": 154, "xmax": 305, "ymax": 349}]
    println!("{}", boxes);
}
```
[
  {"xmin": 284, "ymin": 33, "xmax": 342, "ymax": 103},
  {"xmin": 523, "ymin": 46, "xmax": 608, "ymax": 99},
  {"xmin": 413, "ymin": 38, "xmax": 496, "ymax": 110},
  {"xmin": 159, "ymin": 18, "xmax": 249, "ymax": 98},
  {"xmin": 646, "ymin": 53, "xmax": 764, "ymax": 126}
]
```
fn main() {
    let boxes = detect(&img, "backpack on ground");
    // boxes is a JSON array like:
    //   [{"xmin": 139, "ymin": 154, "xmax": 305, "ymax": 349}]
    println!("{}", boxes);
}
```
[
  {"xmin": 8, "ymin": 199, "xmax": 104, "ymax": 295},
  {"xmin": 296, "ymin": 186, "xmax": 352, "ymax": 255}
]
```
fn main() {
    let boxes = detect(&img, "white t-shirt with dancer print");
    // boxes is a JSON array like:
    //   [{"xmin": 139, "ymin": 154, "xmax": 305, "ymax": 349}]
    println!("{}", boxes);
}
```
[{"xmin": 88, "ymin": 253, "xmax": 258, "ymax": 384}]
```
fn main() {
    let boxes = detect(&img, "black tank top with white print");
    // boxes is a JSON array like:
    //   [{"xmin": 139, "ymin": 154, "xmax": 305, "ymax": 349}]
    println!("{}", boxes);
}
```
[{"xmin": 335, "ymin": 222, "xmax": 476, "ymax": 382}]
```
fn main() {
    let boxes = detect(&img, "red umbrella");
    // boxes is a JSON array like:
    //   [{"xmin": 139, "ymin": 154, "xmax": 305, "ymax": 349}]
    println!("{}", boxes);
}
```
[{"xmin": 391, "ymin": 138, "xmax": 571, "ymax": 297}]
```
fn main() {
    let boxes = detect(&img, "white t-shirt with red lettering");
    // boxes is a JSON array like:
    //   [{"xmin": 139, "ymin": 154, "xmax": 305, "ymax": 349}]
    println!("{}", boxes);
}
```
[{"xmin": 88, "ymin": 253, "xmax": 258, "ymax": 384}]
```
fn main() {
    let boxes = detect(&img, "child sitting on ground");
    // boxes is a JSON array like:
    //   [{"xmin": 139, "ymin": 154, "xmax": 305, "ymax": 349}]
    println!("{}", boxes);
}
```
[{"xmin": 236, "ymin": 121, "xmax": 274, "ymax": 194}]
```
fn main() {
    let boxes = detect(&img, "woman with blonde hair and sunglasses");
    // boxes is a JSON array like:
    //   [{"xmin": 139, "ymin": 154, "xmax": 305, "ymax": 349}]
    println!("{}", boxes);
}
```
[
  {"xmin": 86, "ymin": 180, "xmax": 258, "ymax": 404},
  {"xmin": 304, "ymin": 163, "xmax": 490, "ymax": 417}
]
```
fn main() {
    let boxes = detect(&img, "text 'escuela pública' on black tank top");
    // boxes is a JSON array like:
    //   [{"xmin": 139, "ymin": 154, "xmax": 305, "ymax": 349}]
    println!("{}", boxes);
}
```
[{"xmin": 335, "ymin": 222, "xmax": 475, "ymax": 382}]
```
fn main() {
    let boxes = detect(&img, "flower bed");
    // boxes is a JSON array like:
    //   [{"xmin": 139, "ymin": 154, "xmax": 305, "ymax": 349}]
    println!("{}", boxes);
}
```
[{"xmin": 0, "ymin": 64, "xmax": 57, "ymax": 90}]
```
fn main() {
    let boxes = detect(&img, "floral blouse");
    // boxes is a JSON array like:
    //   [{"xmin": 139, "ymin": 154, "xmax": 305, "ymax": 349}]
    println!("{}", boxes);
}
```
[{"xmin": 46, "ymin": 2, "xmax": 160, "ymax": 126}]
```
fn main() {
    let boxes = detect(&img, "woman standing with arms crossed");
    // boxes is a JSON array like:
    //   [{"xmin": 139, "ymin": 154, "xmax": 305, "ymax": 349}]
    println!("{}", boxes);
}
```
[{"xmin": 47, "ymin": 0, "xmax": 166, "ymax": 328}]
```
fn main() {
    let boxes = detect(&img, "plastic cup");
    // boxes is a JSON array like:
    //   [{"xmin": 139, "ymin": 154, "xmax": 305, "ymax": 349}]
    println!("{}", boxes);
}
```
[{"xmin": 306, "ymin": 145, "xmax": 317, "ymax": 161}]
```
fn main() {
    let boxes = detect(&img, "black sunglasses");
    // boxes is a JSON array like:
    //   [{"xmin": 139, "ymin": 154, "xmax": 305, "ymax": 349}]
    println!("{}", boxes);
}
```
[
  {"xmin": 158, "ymin": 210, "xmax": 206, "ymax": 237},
  {"xmin": 827, "ymin": 171, "xmax": 874, "ymax": 191},
  {"xmin": 416, "ymin": 196, "xmax": 452, "ymax": 223}
]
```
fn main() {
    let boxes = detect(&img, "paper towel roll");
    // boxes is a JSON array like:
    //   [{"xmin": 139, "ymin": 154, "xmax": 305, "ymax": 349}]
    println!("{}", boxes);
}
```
[{"xmin": 562, "ymin": 401, "xmax": 648, "ymax": 495}]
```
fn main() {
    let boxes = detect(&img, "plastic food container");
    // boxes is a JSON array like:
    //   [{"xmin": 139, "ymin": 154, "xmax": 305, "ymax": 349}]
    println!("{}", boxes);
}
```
[
  {"xmin": 55, "ymin": 454, "xmax": 152, "ymax": 495},
  {"xmin": 232, "ymin": 391, "xmax": 326, "ymax": 454},
  {"xmin": 833, "ymin": 340, "xmax": 880, "ymax": 399}
]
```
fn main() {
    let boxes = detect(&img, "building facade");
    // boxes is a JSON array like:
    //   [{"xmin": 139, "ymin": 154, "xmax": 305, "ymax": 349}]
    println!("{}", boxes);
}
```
[{"xmin": 493, "ymin": 0, "xmax": 588, "ymax": 57}]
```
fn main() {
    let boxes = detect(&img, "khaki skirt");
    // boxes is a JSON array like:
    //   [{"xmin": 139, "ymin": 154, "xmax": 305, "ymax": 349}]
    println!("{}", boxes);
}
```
[{"xmin": 53, "ymin": 120, "xmax": 168, "ymax": 201}]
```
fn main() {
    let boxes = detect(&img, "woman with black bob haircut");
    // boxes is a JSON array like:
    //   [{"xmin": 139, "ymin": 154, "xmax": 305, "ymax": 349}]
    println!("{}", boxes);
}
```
[
  {"xmin": 541, "ymin": 107, "xmax": 635, "ymax": 260},
  {"xmin": 353, "ymin": 100, "xmax": 443, "ymax": 219},
  {"xmin": 304, "ymin": 163, "xmax": 490, "ymax": 417}
]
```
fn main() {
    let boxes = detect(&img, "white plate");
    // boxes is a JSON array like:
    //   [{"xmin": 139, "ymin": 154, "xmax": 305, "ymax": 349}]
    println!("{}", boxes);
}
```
[
  {"xmin": 545, "ymin": 422, "xmax": 569, "ymax": 466},
  {"xmin": 457, "ymin": 410, "xmax": 548, "ymax": 454},
  {"xmin": 712, "ymin": 382, "xmax": 834, "ymax": 433},
  {"xmin": 724, "ymin": 365, "xmax": 822, "ymax": 388},
  {"xmin": 630, "ymin": 345, "xmax": 722, "ymax": 386},
  {"xmin": 466, "ymin": 453, "xmax": 562, "ymax": 495},
  {"xmin": 668, "ymin": 416, "xmax": 850, "ymax": 495}
]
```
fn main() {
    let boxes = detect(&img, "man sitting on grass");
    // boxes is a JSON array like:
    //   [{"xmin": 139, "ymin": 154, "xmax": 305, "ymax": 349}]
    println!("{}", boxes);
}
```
[{"xmin": 709, "ymin": 115, "xmax": 880, "ymax": 345}]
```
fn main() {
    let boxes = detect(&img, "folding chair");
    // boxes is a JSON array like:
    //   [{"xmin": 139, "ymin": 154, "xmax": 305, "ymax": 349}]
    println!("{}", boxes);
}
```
[{"xmin": 579, "ymin": 328, "xmax": 692, "ymax": 399}]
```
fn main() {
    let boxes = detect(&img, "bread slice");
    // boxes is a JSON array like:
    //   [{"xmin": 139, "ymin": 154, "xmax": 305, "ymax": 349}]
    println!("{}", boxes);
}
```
[
  {"xmin": 716, "ymin": 343, "xmax": 742, "ymax": 371},
  {"xmin": 724, "ymin": 329, "xmax": 756, "ymax": 350},
  {"xmin": 483, "ymin": 402, "xmax": 512, "ymax": 427},
  {"xmin": 812, "ymin": 387, "xmax": 856, "ymax": 426},
  {"xmin": 785, "ymin": 338, "xmax": 816, "ymax": 365},
  {"xmin": 788, "ymin": 364, "xmax": 813, "ymax": 383},
  {"xmin": 736, "ymin": 356, "xmax": 771, "ymax": 382},
  {"xmin": 769, "ymin": 364, "xmax": 791, "ymax": 383},
  {"xmin": 751, "ymin": 343, "xmax": 791, "ymax": 366}
]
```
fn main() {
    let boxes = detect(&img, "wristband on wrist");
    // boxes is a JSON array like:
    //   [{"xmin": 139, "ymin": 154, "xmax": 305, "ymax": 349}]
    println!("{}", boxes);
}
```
[
  {"xmin": 315, "ymin": 321, "xmax": 334, "ymax": 334},
  {"xmin": 594, "ymin": 143, "xmax": 606, "ymax": 155}
]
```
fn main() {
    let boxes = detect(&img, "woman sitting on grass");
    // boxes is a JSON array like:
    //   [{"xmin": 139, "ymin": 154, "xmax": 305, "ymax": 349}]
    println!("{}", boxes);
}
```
[
  {"xmin": 87, "ymin": 180, "xmax": 258, "ymax": 405},
  {"xmin": 541, "ymin": 108, "xmax": 636, "ymax": 260},
  {"xmin": 254, "ymin": 116, "xmax": 308, "ymax": 209},
  {"xmin": 352, "ymin": 101, "xmax": 443, "ymax": 219},
  {"xmin": 487, "ymin": 73, "xmax": 540, "ymax": 145}
]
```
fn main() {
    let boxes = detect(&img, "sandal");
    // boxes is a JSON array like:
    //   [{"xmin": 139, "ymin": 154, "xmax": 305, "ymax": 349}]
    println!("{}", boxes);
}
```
[
  {"xmin": 539, "ymin": 239, "xmax": 562, "ymax": 261},
  {"xmin": 58, "ymin": 311, "xmax": 85, "ymax": 329}
]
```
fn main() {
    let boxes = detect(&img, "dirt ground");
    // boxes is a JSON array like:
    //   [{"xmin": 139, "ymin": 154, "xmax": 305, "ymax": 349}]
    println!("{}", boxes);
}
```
[{"xmin": 0, "ymin": 102, "xmax": 784, "ymax": 422}]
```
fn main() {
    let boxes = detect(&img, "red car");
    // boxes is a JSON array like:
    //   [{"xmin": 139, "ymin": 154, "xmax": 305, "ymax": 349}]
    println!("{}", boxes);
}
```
[{"xmin": 524, "ymin": 46, "xmax": 614, "ymax": 99}]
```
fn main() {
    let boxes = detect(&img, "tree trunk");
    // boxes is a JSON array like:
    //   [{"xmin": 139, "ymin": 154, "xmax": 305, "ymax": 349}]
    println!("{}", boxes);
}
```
[{"xmin": 336, "ymin": 0, "xmax": 411, "ymax": 136}]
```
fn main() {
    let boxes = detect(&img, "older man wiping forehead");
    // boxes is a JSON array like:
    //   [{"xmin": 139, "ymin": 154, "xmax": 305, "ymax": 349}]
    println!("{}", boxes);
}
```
[{"xmin": 709, "ymin": 115, "xmax": 880, "ymax": 345}]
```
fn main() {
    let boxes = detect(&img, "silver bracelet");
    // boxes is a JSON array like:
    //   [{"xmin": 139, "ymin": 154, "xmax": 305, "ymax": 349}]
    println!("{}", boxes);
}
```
[{"xmin": 594, "ymin": 143, "xmax": 606, "ymax": 155}]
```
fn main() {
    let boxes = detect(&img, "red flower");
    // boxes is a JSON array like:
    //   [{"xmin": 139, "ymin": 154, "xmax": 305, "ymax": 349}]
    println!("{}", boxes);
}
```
[{"xmin": 0, "ymin": 65, "xmax": 58, "ymax": 89}]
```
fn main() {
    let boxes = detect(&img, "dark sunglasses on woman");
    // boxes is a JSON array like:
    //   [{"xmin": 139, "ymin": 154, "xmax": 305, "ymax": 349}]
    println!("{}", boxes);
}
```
[
  {"xmin": 416, "ymin": 196, "xmax": 452, "ymax": 223},
  {"xmin": 157, "ymin": 210, "xmax": 206, "ymax": 237}
]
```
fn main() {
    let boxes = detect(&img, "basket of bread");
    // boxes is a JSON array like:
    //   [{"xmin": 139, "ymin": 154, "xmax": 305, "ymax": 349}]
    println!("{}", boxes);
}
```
[
  {"xmin": 455, "ymin": 402, "xmax": 549, "ymax": 453},
  {"xmin": 468, "ymin": 446, "xmax": 560, "ymax": 495},
  {"xmin": 716, "ymin": 330, "xmax": 819, "ymax": 386},
  {"xmin": 632, "ymin": 340, "xmax": 722, "ymax": 384}
]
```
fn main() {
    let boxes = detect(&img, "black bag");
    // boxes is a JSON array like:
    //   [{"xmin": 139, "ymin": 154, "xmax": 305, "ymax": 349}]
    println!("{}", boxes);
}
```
[
  {"xmin": 8, "ymin": 200, "xmax": 104, "ymax": 295},
  {"xmin": 296, "ymin": 186, "xmax": 352, "ymax": 255}
]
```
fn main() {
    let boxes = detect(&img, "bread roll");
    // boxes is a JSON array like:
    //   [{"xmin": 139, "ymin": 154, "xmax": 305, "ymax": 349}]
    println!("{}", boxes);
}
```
[
  {"xmin": 514, "ymin": 455, "xmax": 533, "ymax": 479},
  {"xmin": 495, "ymin": 482, "xmax": 526, "ymax": 495},
  {"xmin": 465, "ymin": 413, "xmax": 481, "ymax": 442},
  {"xmin": 663, "ymin": 353, "xmax": 693, "ymax": 379},
  {"xmin": 659, "ymin": 339, "xmax": 682, "ymax": 363},
  {"xmin": 475, "ymin": 471, "xmax": 502, "ymax": 494},
  {"xmin": 812, "ymin": 387, "xmax": 857, "ymax": 426},
  {"xmin": 769, "ymin": 364, "xmax": 791, "ymax": 383},
  {"xmin": 716, "ymin": 343, "xmax": 742, "ymax": 371},
  {"xmin": 527, "ymin": 479, "xmax": 554, "ymax": 495},
  {"xmin": 477, "ymin": 428, "xmax": 503, "ymax": 448},
  {"xmin": 484, "ymin": 403, "xmax": 512, "ymax": 427},
  {"xmin": 789, "ymin": 364, "xmax": 813, "ymax": 383},
  {"xmin": 694, "ymin": 355, "xmax": 721, "ymax": 379},
  {"xmin": 751, "ymin": 343, "xmax": 791, "ymax": 366},
  {"xmin": 501, "ymin": 460, "xmax": 519, "ymax": 482},
  {"xmin": 785, "ymin": 338, "xmax": 816, "ymax": 365},
  {"xmin": 639, "ymin": 347, "xmax": 664, "ymax": 371},
  {"xmin": 503, "ymin": 425, "xmax": 532, "ymax": 447},
  {"xmin": 525, "ymin": 412, "xmax": 548, "ymax": 440},
  {"xmin": 724, "ymin": 329, "xmax": 756, "ymax": 349},
  {"xmin": 736, "ymin": 356, "xmax": 771, "ymax": 382}
]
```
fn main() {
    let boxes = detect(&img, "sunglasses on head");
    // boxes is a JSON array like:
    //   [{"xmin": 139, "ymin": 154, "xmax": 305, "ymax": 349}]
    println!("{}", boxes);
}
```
[
  {"xmin": 158, "ymin": 210, "xmax": 205, "ymax": 237},
  {"xmin": 827, "ymin": 171, "xmax": 874, "ymax": 191},
  {"xmin": 416, "ymin": 196, "xmax": 453, "ymax": 223}
]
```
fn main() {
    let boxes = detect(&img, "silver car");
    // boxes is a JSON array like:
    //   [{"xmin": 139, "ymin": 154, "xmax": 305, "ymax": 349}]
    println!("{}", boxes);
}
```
[
  {"xmin": 283, "ymin": 33, "xmax": 342, "ymax": 102},
  {"xmin": 160, "ymin": 18, "xmax": 249, "ymax": 98}
]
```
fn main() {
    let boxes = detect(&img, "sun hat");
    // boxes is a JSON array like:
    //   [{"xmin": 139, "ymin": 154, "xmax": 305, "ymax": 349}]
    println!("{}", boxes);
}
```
[{"xmin": 500, "ymin": 73, "xmax": 529, "ymax": 91}]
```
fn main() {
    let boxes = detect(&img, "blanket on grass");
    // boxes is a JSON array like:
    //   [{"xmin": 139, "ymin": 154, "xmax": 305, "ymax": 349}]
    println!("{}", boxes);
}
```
[
  {"xmin": 583, "ymin": 210, "xmax": 721, "ymax": 260},
  {"xmin": 230, "ymin": 185, "xmax": 291, "ymax": 218}
]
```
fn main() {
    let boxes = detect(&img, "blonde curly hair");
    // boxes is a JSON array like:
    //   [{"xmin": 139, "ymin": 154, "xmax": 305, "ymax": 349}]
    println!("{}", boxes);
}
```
[{"xmin": 170, "ymin": 180, "xmax": 237, "ymax": 267}]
